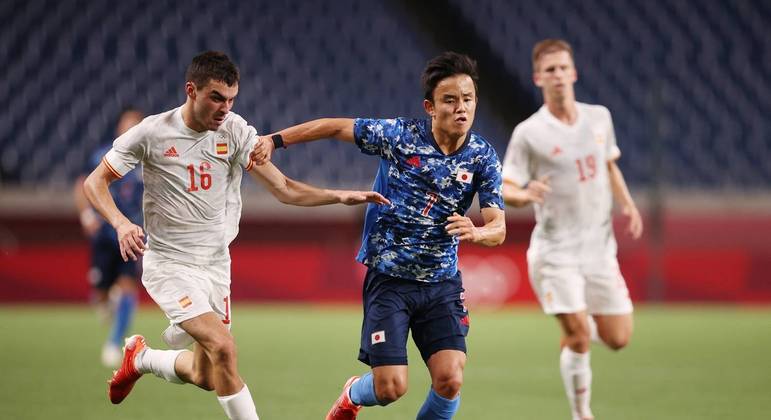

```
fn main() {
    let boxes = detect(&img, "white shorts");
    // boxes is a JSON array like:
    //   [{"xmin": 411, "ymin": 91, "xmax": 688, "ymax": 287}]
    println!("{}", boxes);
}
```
[
  {"xmin": 528, "ymin": 257, "xmax": 633, "ymax": 316},
  {"xmin": 142, "ymin": 251, "xmax": 232, "ymax": 349}
]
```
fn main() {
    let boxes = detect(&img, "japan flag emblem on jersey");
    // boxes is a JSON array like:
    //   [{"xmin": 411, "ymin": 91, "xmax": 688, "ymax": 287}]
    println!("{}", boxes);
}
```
[
  {"xmin": 456, "ymin": 169, "xmax": 473, "ymax": 184},
  {"xmin": 371, "ymin": 330, "xmax": 386, "ymax": 345}
]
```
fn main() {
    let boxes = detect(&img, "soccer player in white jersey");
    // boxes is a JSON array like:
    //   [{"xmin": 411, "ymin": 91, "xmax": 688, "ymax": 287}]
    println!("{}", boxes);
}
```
[
  {"xmin": 501, "ymin": 39, "xmax": 643, "ymax": 420},
  {"xmin": 83, "ymin": 51, "xmax": 389, "ymax": 420}
]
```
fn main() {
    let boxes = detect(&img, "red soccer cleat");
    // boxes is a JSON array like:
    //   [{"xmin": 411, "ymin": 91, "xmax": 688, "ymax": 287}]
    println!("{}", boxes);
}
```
[
  {"xmin": 108, "ymin": 334, "xmax": 147, "ymax": 404},
  {"xmin": 325, "ymin": 376, "xmax": 362, "ymax": 420}
]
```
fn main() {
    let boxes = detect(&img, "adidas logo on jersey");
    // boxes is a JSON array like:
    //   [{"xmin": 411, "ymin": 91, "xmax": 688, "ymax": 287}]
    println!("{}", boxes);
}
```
[
  {"xmin": 164, "ymin": 146, "xmax": 179, "ymax": 158},
  {"xmin": 551, "ymin": 146, "xmax": 562, "ymax": 156}
]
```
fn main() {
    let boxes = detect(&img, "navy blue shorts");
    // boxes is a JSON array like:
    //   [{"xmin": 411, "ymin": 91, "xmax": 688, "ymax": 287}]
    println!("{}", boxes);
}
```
[
  {"xmin": 357, "ymin": 269, "xmax": 470, "ymax": 367},
  {"xmin": 89, "ymin": 236, "xmax": 139, "ymax": 291}
]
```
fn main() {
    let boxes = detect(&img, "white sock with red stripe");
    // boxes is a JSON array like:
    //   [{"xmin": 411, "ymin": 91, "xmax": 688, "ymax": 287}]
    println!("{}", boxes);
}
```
[
  {"xmin": 135, "ymin": 348, "xmax": 186, "ymax": 384},
  {"xmin": 560, "ymin": 347, "xmax": 593, "ymax": 419},
  {"xmin": 217, "ymin": 384, "xmax": 260, "ymax": 420}
]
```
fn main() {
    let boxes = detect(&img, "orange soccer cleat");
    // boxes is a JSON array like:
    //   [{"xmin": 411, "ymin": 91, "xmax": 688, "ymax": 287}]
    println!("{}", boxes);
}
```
[
  {"xmin": 325, "ymin": 376, "xmax": 362, "ymax": 420},
  {"xmin": 108, "ymin": 334, "xmax": 147, "ymax": 404}
]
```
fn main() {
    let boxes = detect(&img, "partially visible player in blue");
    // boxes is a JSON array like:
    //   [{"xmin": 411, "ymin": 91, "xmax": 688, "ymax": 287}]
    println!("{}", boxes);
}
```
[
  {"xmin": 251, "ymin": 52, "xmax": 506, "ymax": 420},
  {"xmin": 74, "ymin": 108, "xmax": 144, "ymax": 368}
]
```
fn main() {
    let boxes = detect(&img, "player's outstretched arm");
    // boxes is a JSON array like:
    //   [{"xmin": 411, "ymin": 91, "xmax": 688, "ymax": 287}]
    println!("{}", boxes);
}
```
[
  {"xmin": 607, "ymin": 160, "xmax": 643, "ymax": 239},
  {"xmin": 250, "ymin": 118, "xmax": 355, "ymax": 165},
  {"xmin": 83, "ymin": 162, "xmax": 145, "ymax": 261},
  {"xmin": 445, "ymin": 207, "xmax": 506, "ymax": 247},
  {"xmin": 502, "ymin": 176, "xmax": 551, "ymax": 207},
  {"xmin": 248, "ymin": 161, "xmax": 390, "ymax": 207}
]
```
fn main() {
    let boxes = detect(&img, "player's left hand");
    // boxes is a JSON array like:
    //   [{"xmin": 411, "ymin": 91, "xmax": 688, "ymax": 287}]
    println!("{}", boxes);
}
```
[
  {"xmin": 249, "ymin": 135, "xmax": 274, "ymax": 166},
  {"xmin": 623, "ymin": 204, "xmax": 643, "ymax": 240},
  {"xmin": 445, "ymin": 212, "xmax": 481, "ymax": 242},
  {"xmin": 337, "ymin": 191, "xmax": 391, "ymax": 206}
]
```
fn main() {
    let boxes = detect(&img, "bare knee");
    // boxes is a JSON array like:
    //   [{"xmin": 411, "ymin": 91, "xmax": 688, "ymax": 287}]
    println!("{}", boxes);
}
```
[
  {"xmin": 375, "ymin": 375, "xmax": 408, "ymax": 404},
  {"xmin": 565, "ymin": 332, "xmax": 591, "ymax": 353},
  {"xmin": 432, "ymin": 371, "xmax": 463, "ymax": 399},
  {"xmin": 602, "ymin": 334, "xmax": 630, "ymax": 351},
  {"xmin": 208, "ymin": 338, "xmax": 237, "ymax": 364}
]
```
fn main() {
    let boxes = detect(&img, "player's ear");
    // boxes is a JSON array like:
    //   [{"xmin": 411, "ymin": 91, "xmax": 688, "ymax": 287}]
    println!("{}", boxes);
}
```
[
  {"xmin": 185, "ymin": 81, "xmax": 197, "ymax": 99},
  {"xmin": 533, "ymin": 72, "xmax": 542, "ymax": 88},
  {"xmin": 423, "ymin": 99, "xmax": 435, "ymax": 118}
]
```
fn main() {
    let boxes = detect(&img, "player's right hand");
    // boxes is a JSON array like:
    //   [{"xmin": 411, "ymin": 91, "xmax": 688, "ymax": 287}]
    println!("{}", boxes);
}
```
[
  {"xmin": 525, "ymin": 175, "xmax": 551, "ymax": 204},
  {"xmin": 337, "ymin": 191, "xmax": 391, "ymax": 206},
  {"xmin": 249, "ymin": 135, "xmax": 274, "ymax": 166},
  {"xmin": 115, "ymin": 220, "xmax": 145, "ymax": 262}
]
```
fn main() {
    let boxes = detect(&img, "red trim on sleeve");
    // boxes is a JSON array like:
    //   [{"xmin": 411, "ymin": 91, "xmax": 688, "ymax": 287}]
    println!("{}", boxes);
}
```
[{"xmin": 102, "ymin": 157, "xmax": 123, "ymax": 179}]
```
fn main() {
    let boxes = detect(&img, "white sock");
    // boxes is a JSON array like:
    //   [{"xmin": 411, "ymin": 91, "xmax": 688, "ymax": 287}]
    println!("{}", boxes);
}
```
[
  {"xmin": 135, "ymin": 348, "xmax": 186, "ymax": 384},
  {"xmin": 217, "ymin": 384, "xmax": 260, "ymax": 420},
  {"xmin": 560, "ymin": 347, "xmax": 593, "ymax": 419},
  {"xmin": 588, "ymin": 316, "xmax": 600, "ymax": 344}
]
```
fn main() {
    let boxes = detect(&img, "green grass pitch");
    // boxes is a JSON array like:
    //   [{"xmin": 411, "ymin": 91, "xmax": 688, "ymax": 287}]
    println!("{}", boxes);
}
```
[{"xmin": 1, "ymin": 304, "xmax": 769, "ymax": 419}]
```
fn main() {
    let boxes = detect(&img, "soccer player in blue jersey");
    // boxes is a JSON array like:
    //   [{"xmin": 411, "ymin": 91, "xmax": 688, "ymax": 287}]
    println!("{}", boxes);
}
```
[
  {"xmin": 251, "ymin": 52, "xmax": 506, "ymax": 420},
  {"xmin": 73, "ymin": 108, "xmax": 144, "ymax": 367}
]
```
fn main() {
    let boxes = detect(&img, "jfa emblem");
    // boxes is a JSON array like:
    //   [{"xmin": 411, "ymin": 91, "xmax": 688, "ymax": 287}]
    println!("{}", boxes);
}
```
[{"xmin": 456, "ymin": 169, "xmax": 473, "ymax": 184}]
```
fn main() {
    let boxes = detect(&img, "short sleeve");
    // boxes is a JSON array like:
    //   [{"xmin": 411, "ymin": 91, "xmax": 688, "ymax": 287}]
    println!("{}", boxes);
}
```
[
  {"xmin": 230, "ymin": 117, "xmax": 258, "ymax": 171},
  {"xmin": 605, "ymin": 107, "xmax": 621, "ymax": 161},
  {"xmin": 501, "ymin": 125, "xmax": 532, "ymax": 187},
  {"xmin": 103, "ymin": 122, "xmax": 146, "ymax": 178},
  {"xmin": 353, "ymin": 118, "xmax": 403, "ymax": 158},
  {"xmin": 477, "ymin": 146, "xmax": 504, "ymax": 209}
]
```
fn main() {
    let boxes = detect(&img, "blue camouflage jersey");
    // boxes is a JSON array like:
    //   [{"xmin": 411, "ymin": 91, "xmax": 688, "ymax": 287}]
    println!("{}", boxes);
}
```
[
  {"xmin": 87, "ymin": 145, "xmax": 144, "ymax": 242},
  {"xmin": 354, "ymin": 118, "xmax": 504, "ymax": 282}
]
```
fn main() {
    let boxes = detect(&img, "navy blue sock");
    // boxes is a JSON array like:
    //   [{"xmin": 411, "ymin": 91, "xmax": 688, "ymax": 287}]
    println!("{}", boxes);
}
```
[
  {"xmin": 416, "ymin": 388, "xmax": 461, "ymax": 420},
  {"xmin": 348, "ymin": 372, "xmax": 380, "ymax": 406},
  {"xmin": 109, "ymin": 292, "xmax": 136, "ymax": 346}
]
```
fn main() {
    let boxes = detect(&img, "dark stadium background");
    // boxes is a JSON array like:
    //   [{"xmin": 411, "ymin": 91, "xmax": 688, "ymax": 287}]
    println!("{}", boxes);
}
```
[{"xmin": 1, "ymin": 0, "xmax": 768, "ymax": 305}]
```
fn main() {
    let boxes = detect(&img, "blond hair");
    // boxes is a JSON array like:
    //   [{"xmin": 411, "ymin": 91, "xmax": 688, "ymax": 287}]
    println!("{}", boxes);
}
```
[{"xmin": 532, "ymin": 39, "xmax": 574, "ymax": 71}]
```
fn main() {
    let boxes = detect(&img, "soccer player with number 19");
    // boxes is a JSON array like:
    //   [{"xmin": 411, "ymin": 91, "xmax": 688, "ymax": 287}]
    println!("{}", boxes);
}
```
[
  {"xmin": 502, "ymin": 39, "xmax": 643, "ymax": 420},
  {"xmin": 251, "ymin": 52, "xmax": 506, "ymax": 420}
]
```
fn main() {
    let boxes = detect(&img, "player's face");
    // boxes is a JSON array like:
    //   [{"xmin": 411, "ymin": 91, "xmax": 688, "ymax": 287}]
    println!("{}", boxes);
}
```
[
  {"xmin": 424, "ymin": 74, "xmax": 477, "ymax": 140},
  {"xmin": 533, "ymin": 50, "xmax": 577, "ymax": 100},
  {"xmin": 187, "ymin": 79, "xmax": 238, "ymax": 131}
]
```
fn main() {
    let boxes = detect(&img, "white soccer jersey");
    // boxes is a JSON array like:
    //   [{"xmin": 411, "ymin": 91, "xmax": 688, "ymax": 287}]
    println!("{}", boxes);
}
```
[
  {"xmin": 103, "ymin": 107, "xmax": 256, "ymax": 265},
  {"xmin": 503, "ymin": 102, "xmax": 621, "ymax": 266}
]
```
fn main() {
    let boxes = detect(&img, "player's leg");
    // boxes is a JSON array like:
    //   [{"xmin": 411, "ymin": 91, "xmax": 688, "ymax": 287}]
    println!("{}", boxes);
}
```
[
  {"xmin": 414, "ymin": 273, "xmax": 468, "ymax": 419},
  {"xmin": 177, "ymin": 312, "xmax": 258, "ymax": 419},
  {"xmin": 556, "ymin": 312, "xmax": 594, "ymax": 420},
  {"xmin": 530, "ymin": 260, "xmax": 593, "ymax": 420},
  {"xmin": 88, "ymin": 237, "xmax": 113, "ymax": 324},
  {"xmin": 593, "ymin": 314, "xmax": 633, "ymax": 350},
  {"xmin": 90, "ymin": 238, "xmax": 127, "ymax": 367},
  {"xmin": 586, "ymin": 260, "xmax": 634, "ymax": 351},
  {"xmin": 104, "ymin": 270, "xmax": 139, "ymax": 365},
  {"xmin": 326, "ymin": 270, "xmax": 411, "ymax": 419},
  {"xmin": 417, "ymin": 350, "xmax": 466, "ymax": 420}
]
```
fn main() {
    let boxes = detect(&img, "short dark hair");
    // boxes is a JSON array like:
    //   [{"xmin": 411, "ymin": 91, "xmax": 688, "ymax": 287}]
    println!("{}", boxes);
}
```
[
  {"xmin": 421, "ymin": 52, "xmax": 479, "ymax": 101},
  {"xmin": 185, "ymin": 51, "xmax": 240, "ymax": 89}
]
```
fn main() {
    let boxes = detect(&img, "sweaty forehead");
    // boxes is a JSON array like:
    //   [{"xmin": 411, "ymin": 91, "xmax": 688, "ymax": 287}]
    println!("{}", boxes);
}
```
[{"xmin": 435, "ymin": 74, "xmax": 476, "ymax": 96}]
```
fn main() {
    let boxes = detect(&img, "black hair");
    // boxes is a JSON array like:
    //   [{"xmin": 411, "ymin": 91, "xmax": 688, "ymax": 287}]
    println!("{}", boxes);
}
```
[
  {"xmin": 421, "ymin": 52, "xmax": 479, "ymax": 101},
  {"xmin": 185, "ymin": 51, "xmax": 240, "ymax": 89}
]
